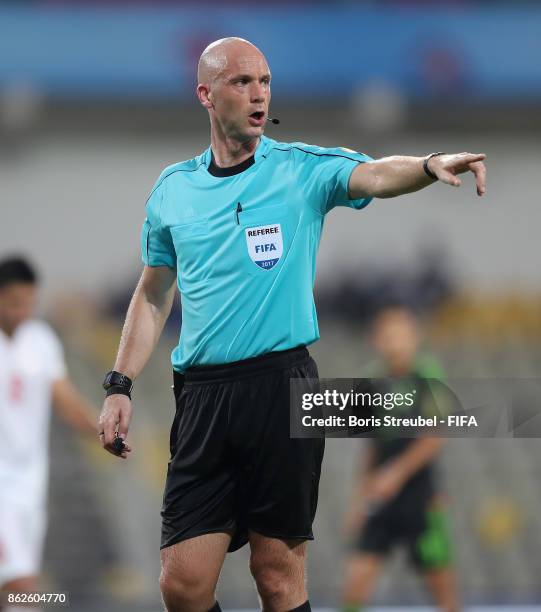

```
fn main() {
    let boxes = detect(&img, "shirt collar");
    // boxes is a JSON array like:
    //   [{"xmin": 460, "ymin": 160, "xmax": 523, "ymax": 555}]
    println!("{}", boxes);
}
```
[{"xmin": 203, "ymin": 136, "xmax": 273, "ymax": 173}]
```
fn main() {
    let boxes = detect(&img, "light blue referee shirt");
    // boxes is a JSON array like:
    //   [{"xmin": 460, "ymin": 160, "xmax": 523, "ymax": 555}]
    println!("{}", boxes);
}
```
[{"xmin": 141, "ymin": 135, "xmax": 373, "ymax": 372}]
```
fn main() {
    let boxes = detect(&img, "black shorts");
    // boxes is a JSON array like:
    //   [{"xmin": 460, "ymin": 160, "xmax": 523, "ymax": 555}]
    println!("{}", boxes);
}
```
[
  {"xmin": 161, "ymin": 346, "xmax": 325, "ymax": 553},
  {"xmin": 355, "ymin": 493, "xmax": 453, "ymax": 570}
]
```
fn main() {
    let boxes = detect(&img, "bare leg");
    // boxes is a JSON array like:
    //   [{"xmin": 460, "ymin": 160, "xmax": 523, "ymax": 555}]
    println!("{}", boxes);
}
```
[
  {"xmin": 341, "ymin": 553, "xmax": 385, "ymax": 609},
  {"xmin": 159, "ymin": 532, "xmax": 231, "ymax": 612},
  {"xmin": 423, "ymin": 567, "xmax": 461, "ymax": 612},
  {"xmin": 249, "ymin": 531, "xmax": 308, "ymax": 611}
]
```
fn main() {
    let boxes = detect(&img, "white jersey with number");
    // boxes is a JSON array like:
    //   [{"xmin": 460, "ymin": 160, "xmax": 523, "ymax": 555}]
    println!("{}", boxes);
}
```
[{"xmin": 0, "ymin": 319, "xmax": 66, "ymax": 507}]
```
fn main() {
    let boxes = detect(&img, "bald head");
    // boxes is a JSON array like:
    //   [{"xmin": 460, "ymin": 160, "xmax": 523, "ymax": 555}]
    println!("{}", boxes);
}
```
[
  {"xmin": 196, "ymin": 37, "xmax": 271, "ymax": 144},
  {"xmin": 197, "ymin": 37, "xmax": 267, "ymax": 85}
]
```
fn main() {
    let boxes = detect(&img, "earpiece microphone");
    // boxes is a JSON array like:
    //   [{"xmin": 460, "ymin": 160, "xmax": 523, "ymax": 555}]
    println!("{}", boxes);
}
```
[{"xmin": 267, "ymin": 117, "xmax": 280, "ymax": 125}]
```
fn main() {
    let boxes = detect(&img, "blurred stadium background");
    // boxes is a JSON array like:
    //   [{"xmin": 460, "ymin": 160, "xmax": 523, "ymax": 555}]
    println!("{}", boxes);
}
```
[{"xmin": 1, "ymin": 0, "xmax": 541, "ymax": 610}]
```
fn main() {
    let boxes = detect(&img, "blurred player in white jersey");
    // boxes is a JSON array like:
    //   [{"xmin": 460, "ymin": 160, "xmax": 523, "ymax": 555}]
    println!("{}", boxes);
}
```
[{"xmin": 0, "ymin": 256, "xmax": 98, "ymax": 608}]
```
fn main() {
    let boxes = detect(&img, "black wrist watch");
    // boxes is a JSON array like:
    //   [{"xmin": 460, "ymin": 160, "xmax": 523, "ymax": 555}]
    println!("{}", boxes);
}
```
[
  {"xmin": 423, "ymin": 151, "xmax": 444, "ymax": 180},
  {"xmin": 103, "ymin": 370, "xmax": 133, "ymax": 399}
]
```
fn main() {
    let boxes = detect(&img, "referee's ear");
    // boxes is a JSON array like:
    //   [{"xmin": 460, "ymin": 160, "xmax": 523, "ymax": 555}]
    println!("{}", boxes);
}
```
[{"xmin": 197, "ymin": 84, "xmax": 214, "ymax": 110}]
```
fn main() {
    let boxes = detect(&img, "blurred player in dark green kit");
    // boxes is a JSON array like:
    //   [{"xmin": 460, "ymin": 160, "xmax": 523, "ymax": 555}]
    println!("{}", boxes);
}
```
[{"xmin": 341, "ymin": 305, "xmax": 460, "ymax": 612}]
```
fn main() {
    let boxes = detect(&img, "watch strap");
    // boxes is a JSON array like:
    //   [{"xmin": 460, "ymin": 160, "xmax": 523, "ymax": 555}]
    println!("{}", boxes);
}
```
[
  {"xmin": 103, "ymin": 370, "xmax": 133, "ymax": 392},
  {"xmin": 423, "ymin": 152, "xmax": 444, "ymax": 180},
  {"xmin": 106, "ymin": 385, "xmax": 132, "ymax": 399}
]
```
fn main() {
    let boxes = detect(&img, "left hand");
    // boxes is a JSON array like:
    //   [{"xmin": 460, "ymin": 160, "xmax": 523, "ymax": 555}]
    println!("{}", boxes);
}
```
[
  {"xmin": 428, "ymin": 152, "xmax": 487, "ymax": 196},
  {"xmin": 364, "ymin": 464, "xmax": 406, "ymax": 504}
]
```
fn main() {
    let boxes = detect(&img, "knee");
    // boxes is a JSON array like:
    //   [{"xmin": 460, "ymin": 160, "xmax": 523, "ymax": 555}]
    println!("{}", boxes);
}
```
[
  {"xmin": 250, "ymin": 556, "xmax": 300, "ymax": 603},
  {"xmin": 159, "ymin": 566, "xmax": 213, "ymax": 610}
]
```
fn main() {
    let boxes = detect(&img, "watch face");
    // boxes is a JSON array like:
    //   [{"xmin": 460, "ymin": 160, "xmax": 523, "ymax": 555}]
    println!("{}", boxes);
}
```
[
  {"xmin": 118, "ymin": 374, "xmax": 130, "ymax": 388},
  {"xmin": 103, "ymin": 371, "xmax": 132, "ymax": 390}
]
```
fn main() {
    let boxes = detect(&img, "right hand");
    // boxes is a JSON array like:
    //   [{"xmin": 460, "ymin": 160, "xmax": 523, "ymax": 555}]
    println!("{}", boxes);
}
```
[{"xmin": 98, "ymin": 394, "xmax": 133, "ymax": 459}]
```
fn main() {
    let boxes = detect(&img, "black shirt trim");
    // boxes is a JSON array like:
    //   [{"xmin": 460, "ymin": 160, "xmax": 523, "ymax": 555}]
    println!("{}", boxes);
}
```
[
  {"xmin": 273, "ymin": 146, "xmax": 362, "ymax": 163},
  {"xmin": 208, "ymin": 152, "xmax": 255, "ymax": 177}
]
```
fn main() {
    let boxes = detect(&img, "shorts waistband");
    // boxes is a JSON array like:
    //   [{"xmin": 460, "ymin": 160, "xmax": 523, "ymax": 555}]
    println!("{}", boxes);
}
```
[{"xmin": 179, "ymin": 345, "xmax": 310, "ymax": 385}]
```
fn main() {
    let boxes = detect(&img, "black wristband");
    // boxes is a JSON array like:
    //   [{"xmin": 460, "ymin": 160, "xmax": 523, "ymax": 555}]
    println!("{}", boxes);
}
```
[
  {"xmin": 423, "ymin": 152, "xmax": 444, "ymax": 180},
  {"xmin": 106, "ymin": 385, "xmax": 132, "ymax": 400},
  {"xmin": 103, "ymin": 369, "xmax": 133, "ymax": 400}
]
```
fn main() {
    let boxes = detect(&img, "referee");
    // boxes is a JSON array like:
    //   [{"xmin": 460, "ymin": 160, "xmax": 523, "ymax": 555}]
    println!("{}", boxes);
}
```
[{"xmin": 98, "ymin": 37, "xmax": 486, "ymax": 612}]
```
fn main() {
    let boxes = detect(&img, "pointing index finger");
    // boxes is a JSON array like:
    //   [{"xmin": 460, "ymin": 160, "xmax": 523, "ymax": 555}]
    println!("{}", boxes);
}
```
[{"xmin": 464, "ymin": 153, "xmax": 486, "ymax": 163}]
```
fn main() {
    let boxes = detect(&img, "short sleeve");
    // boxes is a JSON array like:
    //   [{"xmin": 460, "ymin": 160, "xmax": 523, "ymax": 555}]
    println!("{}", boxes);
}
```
[
  {"xmin": 141, "ymin": 181, "xmax": 176, "ymax": 269},
  {"xmin": 293, "ymin": 144, "xmax": 374, "ymax": 215},
  {"xmin": 41, "ymin": 325, "xmax": 67, "ymax": 382}
]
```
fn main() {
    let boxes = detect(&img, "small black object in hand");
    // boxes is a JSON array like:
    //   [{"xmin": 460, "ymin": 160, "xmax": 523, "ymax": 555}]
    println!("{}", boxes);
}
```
[{"xmin": 112, "ymin": 436, "xmax": 126, "ymax": 454}]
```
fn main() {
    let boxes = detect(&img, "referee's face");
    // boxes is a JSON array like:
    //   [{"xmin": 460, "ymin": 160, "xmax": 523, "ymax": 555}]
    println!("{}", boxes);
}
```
[
  {"xmin": 0, "ymin": 282, "xmax": 37, "ymax": 336},
  {"xmin": 208, "ymin": 50, "xmax": 271, "ymax": 141}
]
